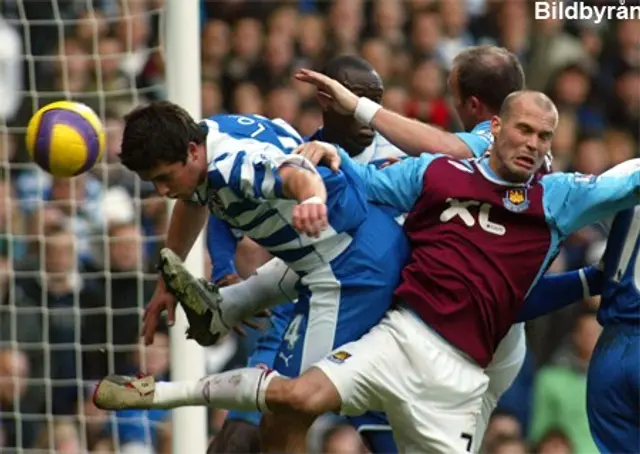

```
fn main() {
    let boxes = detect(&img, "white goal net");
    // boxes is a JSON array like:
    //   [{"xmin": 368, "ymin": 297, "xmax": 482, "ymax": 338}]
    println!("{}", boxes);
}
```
[{"xmin": 0, "ymin": 1, "xmax": 184, "ymax": 452}]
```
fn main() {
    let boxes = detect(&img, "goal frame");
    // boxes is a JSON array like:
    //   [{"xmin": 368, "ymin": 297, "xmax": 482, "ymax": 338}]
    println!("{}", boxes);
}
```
[{"xmin": 164, "ymin": 0, "xmax": 207, "ymax": 452}]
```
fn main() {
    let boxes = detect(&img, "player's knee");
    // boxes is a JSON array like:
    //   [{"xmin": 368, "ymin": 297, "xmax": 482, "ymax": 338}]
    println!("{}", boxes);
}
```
[
  {"xmin": 281, "ymin": 369, "xmax": 341, "ymax": 415},
  {"xmin": 207, "ymin": 419, "xmax": 260, "ymax": 453}
]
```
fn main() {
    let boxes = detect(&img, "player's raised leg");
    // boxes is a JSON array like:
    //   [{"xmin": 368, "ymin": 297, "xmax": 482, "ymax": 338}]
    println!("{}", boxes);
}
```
[
  {"xmin": 209, "ymin": 305, "xmax": 293, "ymax": 453},
  {"xmin": 93, "ymin": 307, "xmax": 487, "ymax": 453}
]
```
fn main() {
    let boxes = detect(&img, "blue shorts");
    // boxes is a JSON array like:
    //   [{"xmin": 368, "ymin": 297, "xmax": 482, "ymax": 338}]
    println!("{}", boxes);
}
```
[{"xmin": 586, "ymin": 324, "xmax": 639, "ymax": 454}]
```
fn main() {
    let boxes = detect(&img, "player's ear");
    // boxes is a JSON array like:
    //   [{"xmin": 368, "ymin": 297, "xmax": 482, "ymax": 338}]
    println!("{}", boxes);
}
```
[
  {"xmin": 490, "ymin": 115, "xmax": 501, "ymax": 138},
  {"xmin": 316, "ymin": 91, "xmax": 332, "ymax": 111},
  {"xmin": 468, "ymin": 96, "xmax": 481, "ymax": 113},
  {"xmin": 187, "ymin": 142, "xmax": 200, "ymax": 162}
]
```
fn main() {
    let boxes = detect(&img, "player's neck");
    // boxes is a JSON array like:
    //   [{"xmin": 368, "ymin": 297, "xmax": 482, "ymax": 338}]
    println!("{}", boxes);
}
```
[
  {"xmin": 473, "ymin": 107, "xmax": 495, "ymax": 127},
  {"xmin": 486, "ymin": 153, "xmax": 529, "ymax": 185},
  {"xmin": 323, "ymin": 131, "xmax": 365, "ymax": 158},
  {"xmin": 197, "ymin": 145, "xmax": 209, "ymax": 185}
]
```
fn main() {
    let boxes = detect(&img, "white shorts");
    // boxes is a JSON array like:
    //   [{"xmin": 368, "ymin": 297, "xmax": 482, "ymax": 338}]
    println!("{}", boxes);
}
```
[
  {"xmin": 473, "ymin": 323, "xmax": 527, "ymax": 452},
  {"xmin": 314, "ymin": 307, "xmax": 489, "ymax": 453}
]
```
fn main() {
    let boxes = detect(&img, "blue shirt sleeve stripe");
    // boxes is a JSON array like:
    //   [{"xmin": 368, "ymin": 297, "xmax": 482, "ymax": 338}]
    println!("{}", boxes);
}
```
[
  {"xmin": 228, "ymin": 151, "xmax": 247, "ymax": 197},
  {"xmin": 253, "ymin": 162, "xmax": 266, "ymax": 198}
]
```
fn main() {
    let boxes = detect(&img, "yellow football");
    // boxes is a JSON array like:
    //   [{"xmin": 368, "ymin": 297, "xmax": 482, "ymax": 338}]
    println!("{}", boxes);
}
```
[{"xmin": 26, "ymin": 101, "xmax": 106, "ymax": 177}]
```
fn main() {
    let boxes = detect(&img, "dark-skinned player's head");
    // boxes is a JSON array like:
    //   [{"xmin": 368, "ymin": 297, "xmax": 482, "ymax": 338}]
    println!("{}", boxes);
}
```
[
  {"xmin": 449, "ymin": 46, "xmax": 525, "ymax": 131},
  {"xmin": 319, "ymin": 55, "xmax": 383, "ymax": 157},
  {"xmin": 490, "ymin": 90, "xmax": 558, "ymax": 183},
  {"xmin": 119, "ymin": 101, "xmax": 208, "ymax": 200}
]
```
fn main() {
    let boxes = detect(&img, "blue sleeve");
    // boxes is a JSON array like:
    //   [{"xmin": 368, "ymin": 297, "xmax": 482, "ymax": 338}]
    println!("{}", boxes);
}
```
[
  {"xmin": 207, "ymin": 215, "xmax": 239, "ymax": 282},
  {"xmin": 317, "ymin": 158, "xmax": 369, "ymax": 232},
  {"xmin": 337, "ymin": 148, "xmax": 436, "ymax": 213},
  {"xmin": 455, "ymin": 132, "xmax": 492, "ymax": 158},
  {"xmin": 542, "ymin": 163, "xmax": 640, "ymax": 236},
  {"xmin": 517, "ymin": 265, "xmax": 604, "ymax": 321}
]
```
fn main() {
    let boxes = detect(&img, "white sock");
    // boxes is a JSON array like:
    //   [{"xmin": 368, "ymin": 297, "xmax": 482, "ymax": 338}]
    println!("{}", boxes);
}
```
[
  {"xmin": 219, "ymin": 258, "xmax": 299, "ymax": 327},
  {"xmin": 152, "ymin": 368, "xmax": 278, "ymax": 412}
]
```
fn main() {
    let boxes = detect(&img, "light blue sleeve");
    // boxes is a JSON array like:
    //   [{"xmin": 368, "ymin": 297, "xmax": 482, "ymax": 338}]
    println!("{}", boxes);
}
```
[
  {"xmin": 542, "ymin": 159, "xmax": 640, "ymax": 236},
  {"xmin": 337, "ymin": 148, "xmax": 436, "ymax": 213},
  {"xmin": 455, "ymin": 132, "xmax": 491, "ymax": 158}
]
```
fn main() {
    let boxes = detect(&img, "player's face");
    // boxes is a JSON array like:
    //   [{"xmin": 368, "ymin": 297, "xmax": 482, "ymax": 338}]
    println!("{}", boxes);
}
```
[
  {"xmin": 139, "ymin": 144, "xmax": 203, "ymax": 199},
  {"xmin": 323, "ymin": 72, "xmax": 383, "ymax": 156},
  {"xmin": 491, "ymin": 102, "xmax": 556, "ymax": 182}
]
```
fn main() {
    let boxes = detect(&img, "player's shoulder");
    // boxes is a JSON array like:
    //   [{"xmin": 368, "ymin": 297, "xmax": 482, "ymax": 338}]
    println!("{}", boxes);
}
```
[
  {"xmin": 203, "ymin": 113, "xmax": 267, "ymax": 134},
  {"xmin": 424, "ymin": 153, "xmax": 474, "ymax": 171},
  {"xmin": 455, "ymin": 121, "xmax": 493, "ymax": 158},
  {"xmin": 389, "ymin": 152, "xmax": 456, "ymax": 182}
]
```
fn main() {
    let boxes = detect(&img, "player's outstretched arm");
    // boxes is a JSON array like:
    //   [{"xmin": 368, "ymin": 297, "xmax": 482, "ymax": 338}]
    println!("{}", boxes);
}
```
[
  {"xmin": 336, "ymin": 147, "xmax": 434, "ymax": 212},
  {"xmin": 517, "ymin": 265, "xmax": 603, "ymax": 322},
  {"xmin": 542, "ymin": 158, "xmax": 640, "ymax": 236},
  {"xmin": 167, "ymin": 199, "xmax": 209, "ymax": 260},
  {"xmin": 367, "ymin": 108, "xmax": 472, "ymax": 158},
  {"xmin": 143, "ymin": 199, "xmax": 209, "ymax": 344},
  {"xmin": 294, "ymin": 68, "xmax": 472, "ymax": 159},
  {"xmin": 218, "ymin": 258, "xmax": 299, "ymax": 328}
]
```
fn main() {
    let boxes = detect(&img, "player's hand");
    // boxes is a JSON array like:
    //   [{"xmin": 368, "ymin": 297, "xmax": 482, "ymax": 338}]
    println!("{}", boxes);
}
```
[
  {"xmin": 294, "ymin": 69, "xmax": 359, "ymax": 116},
  {"xmin": 142, "ymin": 277, "xmax": 177, "ymax": 345},
  {"xmin": 292, "ymin": 198, "xmax": 328, "ymax": 238},
  {"xmin": 293, "ymin": 141, "xmax": 341, "ymax": 171}
]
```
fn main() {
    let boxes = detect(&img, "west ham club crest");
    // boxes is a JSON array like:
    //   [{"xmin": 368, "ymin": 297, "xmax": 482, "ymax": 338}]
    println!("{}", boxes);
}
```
[{"xmin": 503, "ymin": 188, "xmax": 530, "ymax": 213}]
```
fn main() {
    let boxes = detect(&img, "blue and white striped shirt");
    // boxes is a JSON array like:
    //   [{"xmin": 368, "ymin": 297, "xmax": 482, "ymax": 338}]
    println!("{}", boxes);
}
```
[{"xmin": 193, "ymin": 114, "xmax": 368, "ymax": 273}]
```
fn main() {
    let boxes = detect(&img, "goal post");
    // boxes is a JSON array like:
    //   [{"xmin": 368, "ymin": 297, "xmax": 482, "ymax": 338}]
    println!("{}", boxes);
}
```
[{"xmin": 164, "ymin": 0, "xmax": 208, "ymax": 452}]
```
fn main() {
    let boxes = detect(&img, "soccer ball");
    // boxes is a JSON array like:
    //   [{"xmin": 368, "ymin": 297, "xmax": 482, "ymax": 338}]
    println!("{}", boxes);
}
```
[{"xmin": 26, "ymin": 101, "xmax": 106, "ymax": 177}]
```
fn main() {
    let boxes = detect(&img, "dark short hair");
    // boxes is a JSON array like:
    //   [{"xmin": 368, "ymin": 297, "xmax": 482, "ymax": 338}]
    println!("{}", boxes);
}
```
[
  {"xmin": 119, "ymin": 101, "xmax": 207, "ymax": 172},
  {"xmin": 453, "ymin": 46, "xmax": 525, "ymax": 114},
  {"xmin": 322, "ymin": 54, "xmax": 382, "ymax": 90}
]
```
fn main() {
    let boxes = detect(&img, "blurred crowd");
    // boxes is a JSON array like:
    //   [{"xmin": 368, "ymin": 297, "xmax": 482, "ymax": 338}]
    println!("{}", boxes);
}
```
[{"xmin": 0, "ymin": 0, "xmax": 637, "ymax": 453}]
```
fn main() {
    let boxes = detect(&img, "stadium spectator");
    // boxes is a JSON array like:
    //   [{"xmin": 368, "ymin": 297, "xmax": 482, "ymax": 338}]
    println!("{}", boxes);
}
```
[
  {"xmin": 485, "ymin": 434, "xmax": 528, "ymax": 454},
  {"xmin": 530, "ymin": 309, "xmax": 601, "ymax": 453},
  {"xmin": 480, "ymin": 410, "xmax": 523, "ymax": 453},
  {"xmin": 534, "ymin": 428, "xmax": 574, "ymax": 454}
]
